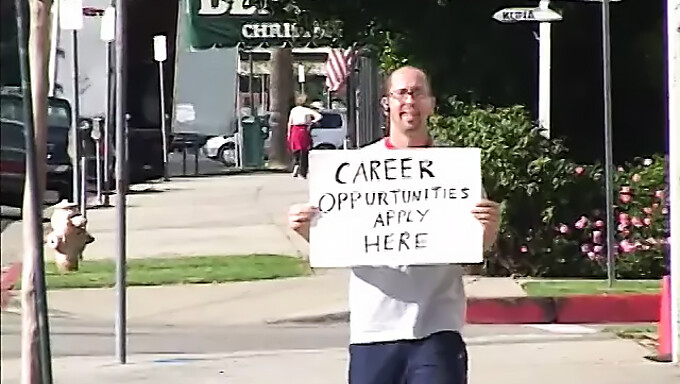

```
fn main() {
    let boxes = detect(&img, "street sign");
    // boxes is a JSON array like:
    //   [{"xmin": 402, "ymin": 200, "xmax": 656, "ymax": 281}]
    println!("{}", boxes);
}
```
[
  {"xmin": 298, "ymin": 64, "xmax": 305, "ymax": 83},
  {"xmin": 492, "ymin": 7, "xmax": 563, "ymax": 23},
  {"xmin": 60, "ymin": 0, "xmax": 84, "ymax": 30},
  {"xmin": 99, "ymin": 7, "xmax": 115, "ymax": 42},
  {"xmin": 153, "ymin": 35, "xmax": 168, "ymax": 62}
]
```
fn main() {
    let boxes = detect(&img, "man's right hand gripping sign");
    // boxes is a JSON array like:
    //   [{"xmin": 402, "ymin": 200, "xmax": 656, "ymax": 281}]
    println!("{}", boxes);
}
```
[{"xmin": 288, "ymin": 66, "xmax": 500, "ymax": 384}]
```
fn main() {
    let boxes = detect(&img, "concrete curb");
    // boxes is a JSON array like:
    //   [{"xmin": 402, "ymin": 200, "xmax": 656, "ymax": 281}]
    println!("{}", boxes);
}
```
[{"xmin": 268, "ymin": 294, "xmax": 662, "ymax": 325}]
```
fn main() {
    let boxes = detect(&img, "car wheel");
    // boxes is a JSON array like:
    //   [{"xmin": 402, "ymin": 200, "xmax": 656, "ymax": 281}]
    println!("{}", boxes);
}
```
[
  {"xmin": 315, "ymin": 143, "xmax": 336, "ymax": 150},
  {"xmin": 217, "ymin": 142, "xmax": 236, "ymax": 166}
]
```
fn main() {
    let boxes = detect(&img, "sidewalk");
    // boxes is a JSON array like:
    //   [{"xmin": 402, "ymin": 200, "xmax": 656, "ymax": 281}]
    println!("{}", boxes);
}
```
[
  {"xmin": 1, "ymin": 338, "xmax": 677, "ymax": 383},
  {"xmin": 1, "ymin": 270, "xmax": 528, "ymax": 326},
  {"xmin": 0, "ymin": 174, "xmax": 310, "ymax": 265}
]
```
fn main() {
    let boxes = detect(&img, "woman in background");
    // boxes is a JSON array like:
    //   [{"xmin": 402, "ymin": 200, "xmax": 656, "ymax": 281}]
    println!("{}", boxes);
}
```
[{"xmin": 287, "ymin": 94, "xmax": 321, "ymax": 178}]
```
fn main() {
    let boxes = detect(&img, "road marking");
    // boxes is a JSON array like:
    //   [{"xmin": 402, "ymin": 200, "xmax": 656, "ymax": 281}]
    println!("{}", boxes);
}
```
[{"xmin": 523, "ymin": 324, "xmax": 599, "ymax": 334}]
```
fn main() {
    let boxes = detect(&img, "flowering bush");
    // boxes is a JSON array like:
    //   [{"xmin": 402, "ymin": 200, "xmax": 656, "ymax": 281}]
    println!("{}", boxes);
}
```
[
  {"xmin": 556, "ymin": 155, "xmax": 669, "ymax": 278},
  {"xmin": 429, "ymin": 100, "xmax": 669, "ymax": 278}
]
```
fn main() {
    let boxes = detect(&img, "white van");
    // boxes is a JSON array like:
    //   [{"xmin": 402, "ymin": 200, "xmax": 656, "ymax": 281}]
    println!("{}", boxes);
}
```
[{"xmin": 310, "ymin": 109, "xmax": 347, "ymax": 150}]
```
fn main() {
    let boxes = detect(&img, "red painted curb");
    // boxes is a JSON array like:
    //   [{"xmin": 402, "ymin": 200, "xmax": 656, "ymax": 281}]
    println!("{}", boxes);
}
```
[
  {"xmin": 466, "ymin": 297, "xmax": 554, "ymax": 324},
  {"xmin": 554, "ymin": 294, "xmax": 661, "ymax": 323},
  {"xmin": 465, "ymin": 294, "xmax": 661, "ymax": 324}
]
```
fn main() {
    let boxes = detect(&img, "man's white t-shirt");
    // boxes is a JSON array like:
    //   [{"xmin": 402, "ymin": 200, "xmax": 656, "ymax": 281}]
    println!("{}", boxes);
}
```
[
  {"xmin": 348, "ymin": 138, "xmax": 467, "ymax": 345},
  {"xmin": 289, "ymin": 106, "xmax": 322, "ymax": 125}
]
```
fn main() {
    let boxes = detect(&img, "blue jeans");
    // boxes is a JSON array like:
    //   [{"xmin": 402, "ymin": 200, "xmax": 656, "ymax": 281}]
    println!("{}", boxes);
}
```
[{"xmin": 349, "ymin": 331, "xmax": 468, "ymax": 384}]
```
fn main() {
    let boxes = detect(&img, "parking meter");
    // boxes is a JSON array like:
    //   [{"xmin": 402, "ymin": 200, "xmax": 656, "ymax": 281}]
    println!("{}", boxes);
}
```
[{"xmin": 91, "ymin": 117, "xmax": 104, "ymax": 204}]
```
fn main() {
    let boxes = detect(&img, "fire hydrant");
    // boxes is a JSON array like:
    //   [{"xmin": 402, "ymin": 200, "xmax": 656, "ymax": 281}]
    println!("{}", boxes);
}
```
[{"xmin": 45, "ymin": 200, "xmax": 95, "ymax": 272}]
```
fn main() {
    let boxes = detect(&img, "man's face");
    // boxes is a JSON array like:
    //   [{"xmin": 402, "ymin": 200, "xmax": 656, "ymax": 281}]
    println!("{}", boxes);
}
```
[{"xmin": 386, "ymin": 68, "xmax": 435, "ymax": 133}]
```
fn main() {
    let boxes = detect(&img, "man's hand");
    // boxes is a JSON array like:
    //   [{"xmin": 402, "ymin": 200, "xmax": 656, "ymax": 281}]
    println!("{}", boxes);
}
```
[
  {"xmin": 472, "ymin": 199, "xmax": 501, "ymax": 250},
  {"xmin": 288, "ymin": 203, "xmax": 319, "ymax": 242}
]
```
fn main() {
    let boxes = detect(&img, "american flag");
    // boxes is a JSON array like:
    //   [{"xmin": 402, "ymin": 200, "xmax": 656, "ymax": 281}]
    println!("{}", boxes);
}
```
[{"xmin": 325, "ymin": 48, "xmax": 357, "ymax": 93}]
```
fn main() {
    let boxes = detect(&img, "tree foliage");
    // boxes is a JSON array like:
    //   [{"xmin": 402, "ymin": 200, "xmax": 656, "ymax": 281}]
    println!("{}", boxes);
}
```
[{"xmin": 275, "ymin": 0, "xmax": 667, "ymax": 164}]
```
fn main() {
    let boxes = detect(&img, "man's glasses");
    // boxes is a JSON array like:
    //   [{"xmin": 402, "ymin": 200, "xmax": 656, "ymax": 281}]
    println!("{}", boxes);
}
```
[{"xmin": 388, "ymin": 88, "xmax": 429, "ymax": 101}]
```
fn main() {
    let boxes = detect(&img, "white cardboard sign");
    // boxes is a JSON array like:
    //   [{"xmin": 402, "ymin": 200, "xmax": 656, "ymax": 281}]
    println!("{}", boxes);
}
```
[{"xmin": 308, "ymin": 147, "xmax": 484, "ymax": 268}]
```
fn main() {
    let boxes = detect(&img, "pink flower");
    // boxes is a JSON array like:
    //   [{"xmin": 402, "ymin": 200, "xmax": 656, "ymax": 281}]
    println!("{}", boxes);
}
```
[
  {"xmin": 595, "ymin": 220, "xmax": 605, "ymax": 228},
  {"xmin": 520, "ymin": 246, "xmax": 528, "ymax": 253},
  {"xmin": 580, "ymin": 243, "xmax": 592, "ymax": 254},
  {"xmin": 593, "ymin": 245, "xmax": 603, "ymax": 254},
  {"xmin": 559, "ymin": 224, "xmax": 569, "ymax": 234},
  {"xmin": 620, "ymin": 186, "xmax": 631, "ymax": 193},
  {"xmin": 631, "ymin": 217, "xmax": 643, "ymax": 227},
  {"xmin": 652, "ymin": 203, "xmax": 660, "ymax": 209},
  {"xmin": 631, "ymin": 174, "xmax": 641, "ymax": 183},
  {"xmin": 619, "ymin": 194, "xmax": 632, "ymax": 204},
  {"xmin": 643, "ymin": 207, "xmax": 653, "ymax": 215},
  {"xmin": 646, "ymin": 237, "xmax": 658, "ymax": 245},
  {"xmin": 617, "ymin": 223, "xmax": 628, "ymax": 232},
  {"xmin": 618, "ymin": 213, "xmax": 629, "ymax": 223},
  {"xmin": 655, "ymin": 190, "xmax": 664, "ymax": 199},
  {"xmin": 619, "ymin": 240, "xmax": 637, "ymax": 253},
  {"xmin": 617, "ymin": 166, "xmax": 625, "ymax": 172},
  {"xmin": 643, "ymin": 217, "xmax": 652, "ymax": 226},
  {"xmin": 587, "ymin": 251, "xmax": 596, "ymax": 259},
  {"xmin": 574, "ymin": 216, "xmax": 589, "ymax": 229},
  {"xmin": 575, "ymin": 166, "xmax": 585, "ymax": 175},
  {"xmin": 592, "ymin": 230, "xmax": 602, "ymax": 244}
]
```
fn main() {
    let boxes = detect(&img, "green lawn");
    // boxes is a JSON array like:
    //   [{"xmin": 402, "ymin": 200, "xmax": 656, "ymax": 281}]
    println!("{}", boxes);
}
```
[
  {"xmin": 17, "ymin": 254, "xmax": 310, "ymax": 289},
  {"xmin": 521, "ymin": 279, "xmax": 662, "ymax": 296}
]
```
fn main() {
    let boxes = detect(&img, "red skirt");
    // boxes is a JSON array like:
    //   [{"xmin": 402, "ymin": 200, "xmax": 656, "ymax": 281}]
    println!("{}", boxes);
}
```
[{"xmin": 288, "ymin": 124, "xmax": 312, "ymax": 151}]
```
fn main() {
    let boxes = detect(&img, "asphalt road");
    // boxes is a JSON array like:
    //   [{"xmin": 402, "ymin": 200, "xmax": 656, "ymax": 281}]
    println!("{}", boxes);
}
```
[{"xmin": 0, "ymin": 312, "xmax": 614, "ymax": 361}]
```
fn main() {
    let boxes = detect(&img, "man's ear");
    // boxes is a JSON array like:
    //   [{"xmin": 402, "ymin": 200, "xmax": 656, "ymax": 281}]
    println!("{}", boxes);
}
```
[{"xmin": 380, "ymin": 97, "xmax": 389, "ymax": 115}]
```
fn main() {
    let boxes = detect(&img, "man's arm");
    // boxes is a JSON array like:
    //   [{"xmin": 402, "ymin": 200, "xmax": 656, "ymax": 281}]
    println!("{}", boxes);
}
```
[{"xmin": 288, "ymin": 204, "xmax": 317, "ymax": 243}]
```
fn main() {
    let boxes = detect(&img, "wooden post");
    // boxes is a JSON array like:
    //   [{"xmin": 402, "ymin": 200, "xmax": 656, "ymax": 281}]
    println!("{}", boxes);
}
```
[{"xmin": 19, "ymin": 0, "xmax": 54, "ymax": 383}]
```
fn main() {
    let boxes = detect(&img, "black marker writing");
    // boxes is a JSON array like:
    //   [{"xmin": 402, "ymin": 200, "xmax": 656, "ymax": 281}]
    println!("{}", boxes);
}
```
[{"xmin": 363, "ymin": 232, "xmax": 429, "ymax": 253}]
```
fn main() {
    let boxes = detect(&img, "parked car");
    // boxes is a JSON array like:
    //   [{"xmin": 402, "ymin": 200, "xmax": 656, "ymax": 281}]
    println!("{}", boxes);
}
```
[
  {"xmin": 0, "ymin": 119, "xmax": 72, "ymax": 208},
  {"xmin": 203, "ymin": 110, "xmax": 347, "ymax": 166},
  {"xmin": 310, "ymin": 109, "xmax": 348, "ymax": 150},
  {"xmin": 203, "ymin": 115, "xmax": 270, "ymax": 166},
  {"xmin": 0, "ymin": 120, "xmax": 26, "ymax": 207}
]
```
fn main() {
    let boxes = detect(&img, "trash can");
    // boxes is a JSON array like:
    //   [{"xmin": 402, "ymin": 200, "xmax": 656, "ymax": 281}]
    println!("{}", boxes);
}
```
[{"xmin": 240, "ymin": 115, "xmax": 264, "ymax": 168}]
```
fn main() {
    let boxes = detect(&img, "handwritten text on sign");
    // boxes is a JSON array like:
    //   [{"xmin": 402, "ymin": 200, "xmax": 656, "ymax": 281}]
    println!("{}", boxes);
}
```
[{"xmin": 308, "ymin": 147, "xmax": 483, "ymax": 268}]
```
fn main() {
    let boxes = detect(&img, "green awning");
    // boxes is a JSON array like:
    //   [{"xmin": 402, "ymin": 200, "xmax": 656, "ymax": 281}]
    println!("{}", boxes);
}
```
[{"xmin": 185, "ymin": 0, "xmax": 341, "ymax": 50}]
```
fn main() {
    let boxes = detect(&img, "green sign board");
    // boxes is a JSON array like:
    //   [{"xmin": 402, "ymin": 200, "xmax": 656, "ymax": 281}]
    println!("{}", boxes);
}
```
[{"xmin": 186, "ymin": 0, "xmax": 340, "ymax": 49}]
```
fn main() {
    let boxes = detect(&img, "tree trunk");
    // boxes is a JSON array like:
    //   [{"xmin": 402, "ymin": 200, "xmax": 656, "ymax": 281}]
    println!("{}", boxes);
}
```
[
  {"xmin": 21, "ymin": 1, "xmax": 52, "ymax": 383},
  {"xmin": 268, "ymin": 48, "xmax": 294, "ymax": 167}
]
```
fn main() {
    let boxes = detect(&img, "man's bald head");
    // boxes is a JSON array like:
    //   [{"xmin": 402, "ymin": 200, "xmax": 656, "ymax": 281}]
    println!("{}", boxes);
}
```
[
  {"xmin": 383, "ymin": 66, "xmax": 432, "ymax": 96},
  {"xmin": 382, "ymin": 65, "xmax": 435, "ymax": 138}
]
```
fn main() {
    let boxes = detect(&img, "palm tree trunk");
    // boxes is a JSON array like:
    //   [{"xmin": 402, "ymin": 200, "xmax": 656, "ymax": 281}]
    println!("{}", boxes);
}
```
[
  {"xmin": 21, "ymin": 1, "xmax": 52, "ymax": 383},
  {"xmin": 268, "ymin": 48, "xmax": 294, "ymax": 167}
]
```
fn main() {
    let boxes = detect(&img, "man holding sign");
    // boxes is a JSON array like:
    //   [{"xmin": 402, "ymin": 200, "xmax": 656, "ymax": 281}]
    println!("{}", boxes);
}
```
[{"xmin": 288, "ymin": 66, "xmax": 501, "ymax": 384}]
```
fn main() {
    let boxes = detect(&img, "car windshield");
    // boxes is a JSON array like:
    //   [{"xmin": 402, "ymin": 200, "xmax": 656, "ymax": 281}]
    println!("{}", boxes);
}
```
[
  {"xmin": 315, "ymin": 113, "xmax": 343, "ymax": 129},
  {"xmin": 0, "ymin": 95, "xmax": 71, "ymax": 128}
]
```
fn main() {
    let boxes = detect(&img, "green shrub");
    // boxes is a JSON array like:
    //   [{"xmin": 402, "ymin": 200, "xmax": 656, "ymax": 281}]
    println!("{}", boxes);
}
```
[{"xmin": 429, "ymin": 99, "xmax": 669, "ymax": 278}]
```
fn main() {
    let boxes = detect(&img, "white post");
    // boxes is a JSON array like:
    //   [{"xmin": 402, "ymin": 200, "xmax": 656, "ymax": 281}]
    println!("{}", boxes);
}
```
[
  {"xmin": 667, "ymin": 0, "xmax": 680, "ymax": 366},
  {"xmin": 538, "ymin": 0, "xmax": 552, "ymax": 138},
  {"xmin": 153, "ymin": 35, "xmax": 169, "ymax": 180}
]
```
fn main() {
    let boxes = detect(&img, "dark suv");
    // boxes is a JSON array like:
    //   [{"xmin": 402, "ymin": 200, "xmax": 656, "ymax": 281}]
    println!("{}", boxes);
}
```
[{"xmin": 0, "ymin": 94, "xmax": 73, "ymax": 207}]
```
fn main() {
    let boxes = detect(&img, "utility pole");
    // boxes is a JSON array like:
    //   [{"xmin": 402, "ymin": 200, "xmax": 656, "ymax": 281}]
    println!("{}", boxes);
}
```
[
  {"xmin": 666, "ymin": 0, "xmax": 680, "ymax": 365},
  {"xmin": 18, "ymin": 0, "xmax": 54, "ymax": 383}
]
